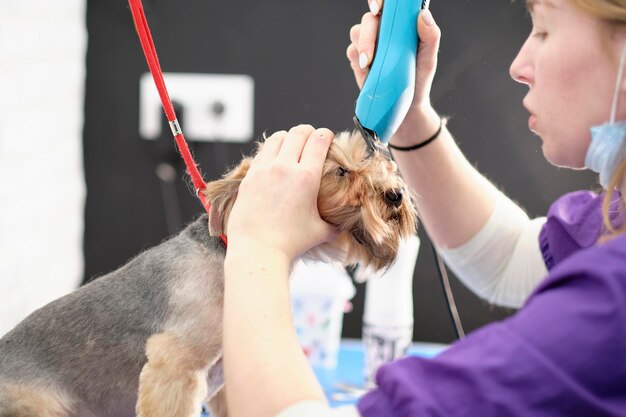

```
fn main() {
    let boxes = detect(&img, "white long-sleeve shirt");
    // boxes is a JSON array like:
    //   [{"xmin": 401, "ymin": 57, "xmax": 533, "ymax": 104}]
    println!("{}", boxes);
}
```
[{"xmin": 436, "ymin": 190, "xmax": 547, "ymax": 308}]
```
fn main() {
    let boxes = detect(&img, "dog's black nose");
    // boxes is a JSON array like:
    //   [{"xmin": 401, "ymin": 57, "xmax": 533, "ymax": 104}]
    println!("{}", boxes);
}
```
[{"xmin": 384, "ymin": 189, "xmax": 403, "ymax": 207}]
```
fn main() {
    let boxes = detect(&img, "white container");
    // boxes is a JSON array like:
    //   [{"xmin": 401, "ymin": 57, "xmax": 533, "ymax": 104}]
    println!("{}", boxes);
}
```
[
  {"xmin": 290, "ymin": 260, "xmax": 356, "ymax": 369},
  {"xmin": 362, "ymin": 235, "xmax": 420, "ymax": 386}
]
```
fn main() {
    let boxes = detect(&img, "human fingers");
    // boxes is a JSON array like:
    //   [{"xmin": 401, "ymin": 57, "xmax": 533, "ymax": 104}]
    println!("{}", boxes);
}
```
[
  {"xmin": 348, "ymin": 25, "xmax": 368, "ymax": 88},
  {"xmin": 357, "ymin": 12, "xmax": 379, "ymax": 70},
  {"xmin": 303, "ymin": 218, "xmax": 339, "ymax": 257},
  {"xmin": 368, "ymin": 0, "xmax": 383, "ymax": 16},
  {"xmin": 255, "ymin": 130, "xmax": 287, "ymax": 163},
  {"xmin": 413, "ymin": 9, "xmax": 441, "ymax": 107},
  {"xmin": 299, "ymin": 128, "xmax": 333, "ymax": 178},
  {"xmin": 417, "ymin": 9, "xmax": 441, "ymax": 76},
  {"xmin": 277, "ymin": 124, "xmax": 316, "ymax": 163},
  {"xmin": 347, "ymin": 43, "xmax": 368, "ymax": 89},
  {"xmin": 349, "ymin": 23, "xmax": 360, "ymax": 46}
]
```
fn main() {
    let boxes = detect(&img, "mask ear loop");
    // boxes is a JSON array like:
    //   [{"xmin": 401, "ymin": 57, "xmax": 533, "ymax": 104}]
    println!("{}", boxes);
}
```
[
  {"xmin": 609, "ymin": 44, "xmax": 626, "ymax": 124},
  {"xmin": 601, "ymin": 44, "xmax": 626, "ymax": 235}
]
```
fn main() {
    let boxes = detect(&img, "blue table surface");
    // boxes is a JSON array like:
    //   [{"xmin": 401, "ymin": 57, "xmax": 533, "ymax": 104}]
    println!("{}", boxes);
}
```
[
  {"xmin": 202, "ymin": 339, "xmax": 448, "ymax": 415},
  {"xmin": 315, "ymin": 339, "xmax": 448, "ymax": 407}
]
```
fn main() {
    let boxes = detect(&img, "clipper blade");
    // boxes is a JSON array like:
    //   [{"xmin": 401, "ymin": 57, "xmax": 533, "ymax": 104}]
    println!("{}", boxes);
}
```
[{"xmin": 353, "ymin": 116, "xmax": 382, "ymax": 154}]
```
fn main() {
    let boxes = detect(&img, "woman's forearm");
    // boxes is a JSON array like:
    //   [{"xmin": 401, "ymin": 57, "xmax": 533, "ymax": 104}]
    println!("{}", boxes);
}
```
[
  {"xmin": 223, "ymin": 246, "xmax": 327, "ymax": 417},
  {"xmin": 391, "ymin": 107, "xmax": 502, "ymax": 249}
]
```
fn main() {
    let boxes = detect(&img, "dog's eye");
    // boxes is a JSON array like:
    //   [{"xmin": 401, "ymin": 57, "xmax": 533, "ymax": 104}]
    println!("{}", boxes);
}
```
[{"xmin": 336, "ymin": 167, "xmax": 349, "ymax": 177}]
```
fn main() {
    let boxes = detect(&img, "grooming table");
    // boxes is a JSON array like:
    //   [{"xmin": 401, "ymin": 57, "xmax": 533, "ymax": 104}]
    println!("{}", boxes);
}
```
[{"xmin": 201, "ymin": 339, "xmax": 448, "ymax": 415}]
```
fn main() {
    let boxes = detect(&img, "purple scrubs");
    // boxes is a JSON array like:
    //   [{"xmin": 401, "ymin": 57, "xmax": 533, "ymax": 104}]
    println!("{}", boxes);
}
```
[{"xmin": 357, "ymin": 191, "xmax": 626, "ymax": 417}]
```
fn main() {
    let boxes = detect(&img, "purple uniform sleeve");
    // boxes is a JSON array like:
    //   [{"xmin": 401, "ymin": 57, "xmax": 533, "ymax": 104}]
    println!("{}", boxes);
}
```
[
  {"xmin": 539, "ymin": 191, "xmax": 624, "ymax": 270},
  {"xmin": 357, "ymin": 233, "xmax": 626, "ymax": 417}
]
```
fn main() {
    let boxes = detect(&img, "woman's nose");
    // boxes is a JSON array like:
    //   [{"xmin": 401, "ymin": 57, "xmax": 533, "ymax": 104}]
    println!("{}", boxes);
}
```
[{"xmin": 510, "ymin": 39, "xmax": 533, "ymax": 86}]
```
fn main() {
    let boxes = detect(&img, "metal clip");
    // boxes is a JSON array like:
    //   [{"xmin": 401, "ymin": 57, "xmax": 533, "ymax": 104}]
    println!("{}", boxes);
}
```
[{"xmin": 169, "ymin": 119, "xmax": 183, "ymax": 136}]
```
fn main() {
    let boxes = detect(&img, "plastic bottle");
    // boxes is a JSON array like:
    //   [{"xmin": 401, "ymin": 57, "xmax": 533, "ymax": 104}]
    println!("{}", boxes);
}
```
[{"xmin": 362, "ymin": 235, "xmax": 420, "ymax": 387}]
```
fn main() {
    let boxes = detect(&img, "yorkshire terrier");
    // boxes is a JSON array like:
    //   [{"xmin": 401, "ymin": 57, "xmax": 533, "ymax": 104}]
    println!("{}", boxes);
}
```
[{"xmin": 0, "ymin": 130, "xmax": 417, "ymax": 417}]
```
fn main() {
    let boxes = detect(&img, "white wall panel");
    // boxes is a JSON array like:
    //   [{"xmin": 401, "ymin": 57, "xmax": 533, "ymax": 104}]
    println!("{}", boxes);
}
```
[{"xmin": 0, "ymin": 0, "xmax": 87, "ymax": 335}]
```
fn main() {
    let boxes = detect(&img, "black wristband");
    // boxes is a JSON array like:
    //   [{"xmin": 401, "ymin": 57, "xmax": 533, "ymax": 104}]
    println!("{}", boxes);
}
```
[{"xmin": 387, "ymin": 118, "xmax": 443, "ymax": 152}]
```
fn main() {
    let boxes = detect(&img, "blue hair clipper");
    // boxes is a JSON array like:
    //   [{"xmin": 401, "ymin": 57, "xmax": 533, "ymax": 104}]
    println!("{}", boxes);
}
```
[{"xmin": 354, "ymin": 0, "xmax": 430, "ymax": 150}]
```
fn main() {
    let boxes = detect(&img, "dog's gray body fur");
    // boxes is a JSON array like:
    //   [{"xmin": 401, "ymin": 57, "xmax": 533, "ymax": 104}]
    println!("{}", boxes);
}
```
[
  {"xmin": 0, "ymin": 215, "xmax": 225, "ymax": 417},
  {"xmin": 0, "ymin": 130, "xmax": 419, "ymax": 417}
]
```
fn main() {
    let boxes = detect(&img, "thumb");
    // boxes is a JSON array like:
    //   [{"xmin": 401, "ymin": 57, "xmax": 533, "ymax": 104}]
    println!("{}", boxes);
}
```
[
  {"xmin": 416, "ymin": 9, "xmax": 441, "ymax": 77},
  {"xmin": 314, "ymin": 219, "xmax": 339, "ymax": 247}
]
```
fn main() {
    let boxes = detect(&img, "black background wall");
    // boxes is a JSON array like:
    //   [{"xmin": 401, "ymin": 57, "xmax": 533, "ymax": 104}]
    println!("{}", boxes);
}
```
[{"xmin": 84, "ymin": 0, "xmax": 597, "ymax": 344}]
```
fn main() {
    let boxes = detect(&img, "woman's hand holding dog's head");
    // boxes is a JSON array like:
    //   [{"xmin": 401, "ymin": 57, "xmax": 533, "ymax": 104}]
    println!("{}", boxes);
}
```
[{"xmin": 226, "ymin": 125, "xmax": 338, "ymax": 264}]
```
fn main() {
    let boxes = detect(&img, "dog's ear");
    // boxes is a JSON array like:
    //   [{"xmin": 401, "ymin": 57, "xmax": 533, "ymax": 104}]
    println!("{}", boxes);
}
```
[{"xmin": 203, "ymin": 158, "xmax": 252, "ymax": 236}]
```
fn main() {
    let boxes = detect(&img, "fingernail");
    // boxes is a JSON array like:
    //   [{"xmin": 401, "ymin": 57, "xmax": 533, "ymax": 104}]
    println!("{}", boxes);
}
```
[
  {"xmin": 369, "ymin": 1, "xmax": 380, "ymax": 15},
  {"xmin": 315, "ymin": 129, "xmax": 330, "ymax": 138},
  {"xmin": 359, "ymin": 52, "xmax": 369, "ymax": 70},
  {"xmin": 422, "ymin": 9, "xmax": 434, "ymax": 26}
]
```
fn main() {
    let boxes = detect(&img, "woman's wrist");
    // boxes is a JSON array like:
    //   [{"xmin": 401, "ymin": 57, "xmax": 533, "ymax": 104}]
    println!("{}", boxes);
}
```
[
  {"xmin": 391, "ymin": 105, "xmax": 441, "ymax": 148},
  {"xmin": 388, "ymin": 117, "xmax": 445, "ymax": 151},
  {"xmin": 225, "ymin": 241, "xmax": 293, "ymax": 277}
]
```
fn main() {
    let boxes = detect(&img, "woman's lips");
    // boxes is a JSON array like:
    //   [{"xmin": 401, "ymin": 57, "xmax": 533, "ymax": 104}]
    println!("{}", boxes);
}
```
[{"xmin": 528, "ymin": 114, "xmax": 538, "ymax": 133}]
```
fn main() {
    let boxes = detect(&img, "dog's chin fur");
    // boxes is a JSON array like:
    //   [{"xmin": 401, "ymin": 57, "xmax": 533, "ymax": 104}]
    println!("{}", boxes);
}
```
[{"xmin": 204, "ymin": 130, "xmax": 418, "ymax": 271}]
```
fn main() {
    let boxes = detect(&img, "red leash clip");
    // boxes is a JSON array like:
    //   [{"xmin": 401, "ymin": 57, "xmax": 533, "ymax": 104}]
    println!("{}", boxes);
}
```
[{"xmin": 128, "ymin": 0, "xmax": 227, "ymax": 245}]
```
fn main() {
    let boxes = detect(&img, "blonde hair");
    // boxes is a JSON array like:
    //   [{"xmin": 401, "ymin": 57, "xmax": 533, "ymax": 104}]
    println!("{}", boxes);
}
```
[
  {"xmin": 568, "ymin": 0, "xmax": 626, "ymax": 24},
  {"xmin": 568, "ymin": 0, "xmax": 626, "ymax": 241},
  {"xmin": 601, "ymin": 160, "xmax": 626, "ymax": 240}
]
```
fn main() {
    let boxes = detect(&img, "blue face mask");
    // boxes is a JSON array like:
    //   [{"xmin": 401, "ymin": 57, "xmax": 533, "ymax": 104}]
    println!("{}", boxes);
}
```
[
  {"xmin": 585, "ymin": 45, "xmax": 626, "ymax": 188},
  {"xmin": 586, "ymin": 123, "xmax": 626, "ymax": 188}
]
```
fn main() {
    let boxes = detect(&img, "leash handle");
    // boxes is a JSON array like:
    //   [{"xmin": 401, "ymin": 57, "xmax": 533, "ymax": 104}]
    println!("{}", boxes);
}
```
[{"xmin": 128, "ymin": 0, "xmax": 207, "ymax": 202}]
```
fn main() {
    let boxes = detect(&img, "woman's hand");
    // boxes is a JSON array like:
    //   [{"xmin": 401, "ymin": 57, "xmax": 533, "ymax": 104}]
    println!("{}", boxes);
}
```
[
  {"xmin": 223, "ymin": 129, "xmax": 334, "ymax": 417},
  {"xmin": 225, "ymin": 125, "xmax": 337, "ymax": 264},
  {"xmin": 346, "ymin": 1, "xmax": 442, "ymax": 120}
]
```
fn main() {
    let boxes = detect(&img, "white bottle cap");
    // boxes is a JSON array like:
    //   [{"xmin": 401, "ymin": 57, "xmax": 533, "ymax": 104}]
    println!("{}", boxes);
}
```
[{"xmin": 362, "ymin": 235, "xmax": 420, "ymax": 327}]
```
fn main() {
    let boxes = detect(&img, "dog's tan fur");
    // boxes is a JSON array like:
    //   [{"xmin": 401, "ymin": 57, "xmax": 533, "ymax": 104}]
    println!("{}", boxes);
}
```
[
  {"xmin": 206, "ymin": 131, "xmax": 417, "ymax": 271},
  {"xmin": 0, "ymin": 130, "xmax": 417, "ymax": 417},
  {"xmin": 137, "ymin": 332, "xmax": 212, "ymax": 417},
  {"xmin": 1, "ymin": 384, "xmax": 74, "ymax": 417}
]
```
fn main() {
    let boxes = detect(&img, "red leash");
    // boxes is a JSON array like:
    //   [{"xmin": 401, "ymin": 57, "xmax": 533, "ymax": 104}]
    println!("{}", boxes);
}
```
[{"xmin": 128, "ymin": 0, "xmax": 227, "ymax": 245}]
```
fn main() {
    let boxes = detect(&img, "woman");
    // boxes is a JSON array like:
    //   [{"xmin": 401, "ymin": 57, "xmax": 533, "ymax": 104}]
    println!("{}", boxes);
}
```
[{"xmin": 223, "ymin": 0, "xmax": 626, "ymax": 416}]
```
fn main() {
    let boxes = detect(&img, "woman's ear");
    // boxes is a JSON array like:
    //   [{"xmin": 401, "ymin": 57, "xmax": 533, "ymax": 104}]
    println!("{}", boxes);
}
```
[{"xmin": 203, "ymin": 158, "xmax": 252, "ymax": 236}]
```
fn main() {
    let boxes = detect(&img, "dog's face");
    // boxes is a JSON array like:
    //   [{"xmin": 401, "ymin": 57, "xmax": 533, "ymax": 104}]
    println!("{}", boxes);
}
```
[{"xmin": 204, "ymin": 130, "xmax": 418, "ymax": 271}]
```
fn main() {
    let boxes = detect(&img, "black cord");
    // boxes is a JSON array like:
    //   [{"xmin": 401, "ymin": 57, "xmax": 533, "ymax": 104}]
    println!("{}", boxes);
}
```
[
  {"xmin": 385, "ymin": 138, "xmax": 464, "ymax": 340},
  {"xmin": 430, "ymin": 240, "xmax": 465, "ymax": 340}
]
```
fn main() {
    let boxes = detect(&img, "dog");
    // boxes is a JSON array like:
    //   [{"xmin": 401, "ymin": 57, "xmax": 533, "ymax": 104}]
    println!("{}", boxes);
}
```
[{"xmin": 0, "ymin": 130, "xmax": 417, "ymax": 417}]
